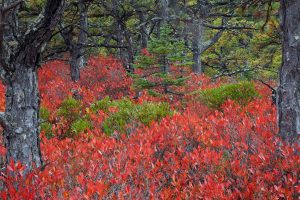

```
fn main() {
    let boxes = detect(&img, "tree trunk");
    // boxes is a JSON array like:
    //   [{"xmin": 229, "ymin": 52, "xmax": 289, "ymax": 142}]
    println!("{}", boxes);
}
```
[
  {"xmin": 77, "ymin": 0, "xmax": 88, "ymax": 69},
  {"xmin": 0, "ymin": 0, "xmax": 65, "ymax": 172},
  {"xmin": 191, "ymin": 19, "xmax": 204, "ymax": 74},
  {"xmin": 70, "ymin": 48, "xmax": 81, "ymax": 81},
  {"xmin": 4, "ymin": 60, "xmax": 42, "ymax": 171},
  {"xmin": 277, "ymin": 0, "xmax": 300, "ymax": 144},
  {"xmin": 137, "ymin": 11, "xmax": 148, "ymax": 49}
]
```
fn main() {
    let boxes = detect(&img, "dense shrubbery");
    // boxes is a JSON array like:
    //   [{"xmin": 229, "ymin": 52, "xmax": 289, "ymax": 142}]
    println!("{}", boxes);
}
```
[
  {"xmin": 91, "ymin": 97, "xmax": 172, "ymax": 135},
  {"xmin": 198, "ymin": 81, "xmax": 259, "ymax": 109},
  {"xmin": 0, "ymin": 56, "xmax": 299, "ymax": 199}
]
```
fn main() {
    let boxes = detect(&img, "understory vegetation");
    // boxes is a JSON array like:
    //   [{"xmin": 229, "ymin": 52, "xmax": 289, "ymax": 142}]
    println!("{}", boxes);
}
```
[{"xmin": 0, "ymin": 57, "xmax": 298, "ymax": 199}]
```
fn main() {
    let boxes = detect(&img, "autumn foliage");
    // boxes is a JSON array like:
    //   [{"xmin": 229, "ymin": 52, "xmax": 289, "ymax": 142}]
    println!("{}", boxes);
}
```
[{"xmin": 0, "ymin": 56, "xmax": 299, "ymax": 199}]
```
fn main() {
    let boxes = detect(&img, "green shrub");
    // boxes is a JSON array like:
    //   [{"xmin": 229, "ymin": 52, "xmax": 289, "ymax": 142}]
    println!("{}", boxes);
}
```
[
  {"xmin": 39, "ymin": 107, "xmax": 54, "ymax": 138},
  {"xmin": 40, "ymin": 107, "xmax": 51, "ymax": 120},
  {"xmin": 57, "ymin": 97, "xmax": 82, "ymax": 122},
  {"xmin": 41, "ymin": 122, "xmax": 54, "ymax": 139},
  {"xmin": 91, "ymin": 96, "xmax": 111, "ymax": 113},
  {"xmin": 95, "ymin": 98, "xmax": 172, "ymax": 135},
  {"xmin": 57, "ymin": 97, "xmax": 93, "ymax": 138},
  {"xmin": 136, "ymin": 102, "xmax": 171, "ymax": 126},
  {"xmin": 199, "ymin": 81, "xmax": 259, "ymax": 109},
  {"xmin": 70, "ymin": 118, "xmax": 91, "ymax": 135}
]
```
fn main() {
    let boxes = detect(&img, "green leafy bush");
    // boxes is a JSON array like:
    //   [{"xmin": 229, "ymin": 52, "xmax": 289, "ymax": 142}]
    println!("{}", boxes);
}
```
[
  {"xmin": 135, "ymin": 102, "xmax": 171, "ymax": 126},
  {"xmin": 199, "ymin": 81, "xmax": 259, "ymax": 109},
  {"xmin": 40, "ymin": 107, "xmax": 51, "ymax": 121},
  {"xmin": 40, "ymin": 122, "xmax": 53, "ymax": 139},
  {"xmin": 91, "ymin": 96, "xmax": 111, "ymax": 113},
  {"xmin": 92, "ymin": 98, "xmax": 172, "ymax": 135},
  {"xmin": 70, "ymin": 118, "xmax": 91, "ymax": 135},
  {"xmin": 40, "ymin": 107, "xmax": 54, "ymax": 139},
  {"xmin": 56, "ymin": 97, "xmax": 92, "ymax": 138},
  {"xmin": 57, "ymin": 97, "xmax": 82, "ymax": 122}
]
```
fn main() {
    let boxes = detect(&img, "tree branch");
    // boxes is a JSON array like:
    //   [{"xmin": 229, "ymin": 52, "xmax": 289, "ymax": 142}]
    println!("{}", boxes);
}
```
[
  {"xmin": 203, "ymin": 23, "xmax": 256, "ymax": 30},
  {"xmin": 21, "ymin": 0, "xmax": 65, "ymax": 53},
  {"xmin": 202, "ymin": 30, "xmax": 224, "ymax": 52}
]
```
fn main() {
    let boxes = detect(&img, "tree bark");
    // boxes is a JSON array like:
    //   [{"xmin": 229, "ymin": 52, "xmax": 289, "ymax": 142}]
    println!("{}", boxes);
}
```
[
  {"xmin": 278, "ymin": 0, "xmax": 300, "ymax": 144},
  {"xmin": 4, "ymin": 58, "xmax": 42, "ymax": 170},
  {"xmin": 0, "ymin": 0, "xmax": 65, "ymax": 171},
  {"xmin": 137, "ymin": 10, "xmax": 148, "ymax": 49},
  {"xmin": 70, "ymin": 47, "xmax": 81, "ymax": 81},
  {"xmin": 77, "ymin": 0, "xmax": 88, "ymax": 69},
  {"xmin": 191, "ymin": 19, "xmax": 204, "ymax": 74}
]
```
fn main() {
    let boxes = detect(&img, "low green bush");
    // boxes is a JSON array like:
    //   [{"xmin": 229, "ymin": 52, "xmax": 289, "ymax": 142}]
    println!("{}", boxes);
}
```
[
  {"xmin": 199, "ymin": 81, "xmax": 259, "ymax": 109},
  {"xmin": 40, "ymin": 122, "xmax": 54, "ymax": 139},
  {"xmin": 70, "ymin": 118, "xmax": 91, "ymax": 135},
  {"xmin": 57, "ymin": 97, "xmax": 82, "ymax": 122},
  {"xmin": 91, "ymin": 96, "xmax": 111, "ymax": 113},
  {"xmin": 40, "ymin": 107, "xmax": 51, "ymax": 121},
  {"xmin": 92, "ymin": 98, "xmax": 172, "ymax": 135},
  {"xmin": 39, "ymin": 107, "xmax": 54, "ymax": 139},
  {"xmin": 57, "ymin": 98, "xmax": 92, "ymax": 138}
]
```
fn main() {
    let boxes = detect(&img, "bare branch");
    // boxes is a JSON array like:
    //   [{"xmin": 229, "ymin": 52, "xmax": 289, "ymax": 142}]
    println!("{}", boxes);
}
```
[
  {"xmin": 213, "ymin": 68, "xmax": 253, "ymax": 79},
  {"xmin": 203, "ymin": 23, "xmax": 256, "ymax": 30},
  {"xmin": 202, "ymin": 30, "xmax": 224, "ymax": 52}
]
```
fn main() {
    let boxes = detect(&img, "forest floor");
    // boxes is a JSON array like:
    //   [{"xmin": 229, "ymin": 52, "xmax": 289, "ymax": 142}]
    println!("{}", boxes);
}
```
[{"xmin": 0, "ymin": 56, "xmax": 299, "ymax": 199}]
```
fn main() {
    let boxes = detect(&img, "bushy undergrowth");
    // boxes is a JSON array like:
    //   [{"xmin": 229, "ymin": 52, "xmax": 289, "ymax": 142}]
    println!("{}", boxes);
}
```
[
  {"xmin": 199, "ymin": 81, "xmax": 259, "ymax": 109},
  {"xmin": 92, "ymin": 97, "xmax": 172, "ymax": 135},
  {"xmin": 0, "ymin": 57, "xmax": 299, "ymax": 199}
]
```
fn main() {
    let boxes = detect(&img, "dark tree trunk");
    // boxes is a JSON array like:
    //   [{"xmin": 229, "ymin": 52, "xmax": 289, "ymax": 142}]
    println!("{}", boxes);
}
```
[
  {"xmin": 277, "ymin": 0, "xmax": 300, "ymax": 144},
  {"xmin": 60, "ymin": 0, "xmax": 88, "ymax": 82},
  {"xmin": 77, "ymin": 0, "xmax": 88, "ymax": 69},
  {"xmin": 4, "ymin": 58, "xmax": 42, "ymax": 170},
  {"xmin": 137, "ymin": 11, "xmax": 148, "ymax": 49},
  {"xmin": 0, "ymin": 0, "xmax": 65, "ymax": 171},
  {"xmin": 70, "ymin": 48, "xmax": 81, "ymax": 81},
  {"xmin": 191, "ymin": 19, "xmax": 204, "ymax": 74}
]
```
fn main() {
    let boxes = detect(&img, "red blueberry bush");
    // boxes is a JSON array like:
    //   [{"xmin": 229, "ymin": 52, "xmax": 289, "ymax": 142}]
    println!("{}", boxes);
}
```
[{"xmin": 0, "ymin": 56, "xmax": 299, "ymax": 199}]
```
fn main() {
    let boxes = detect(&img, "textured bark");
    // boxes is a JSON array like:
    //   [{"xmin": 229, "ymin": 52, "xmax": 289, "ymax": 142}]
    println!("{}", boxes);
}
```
[
  {"xmin": 137, "ymin": 10, "xmax": 148, "ymax": 49},
  {"xmin": 0, "ymin": 0, "xmax": 65, "ymax": 171},
  {"xmin": 278, "ymin": 0, "xmax": 300, "ymax": 144},
  {"xmin": 77, "ymin": 0, "xmax": 88, "ymax": 69},
  {"xmin": 60, "ymin": 0, "xmax": 88, "ymax": 82},
  {"xmin": 4, "ymin": 60, "xmax": 42, "ymax": 170},
  {"xmin": 161, "ymin": 0, "xmax": 169, "ymax": 23},
  {"xmin": 191, "ymin": 19, "xmax": 204, "ymax": 74},
  {"xmin": 70, "ymin": 47, "xmax": 81, "ymax": 81}
]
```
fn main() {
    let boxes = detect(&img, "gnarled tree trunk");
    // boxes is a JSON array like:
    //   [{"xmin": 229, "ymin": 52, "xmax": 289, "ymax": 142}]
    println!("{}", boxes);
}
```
[
  {"xmin": 0, "ymin": 0, "xmax": 65, "ymax": 171},
  {"xmin": 4, "ymin": 58, "xmax": 42, "ymax": 169},
  {"xmin": 277, "ymin": 0, "xmax": 300, "ymax": 144}
]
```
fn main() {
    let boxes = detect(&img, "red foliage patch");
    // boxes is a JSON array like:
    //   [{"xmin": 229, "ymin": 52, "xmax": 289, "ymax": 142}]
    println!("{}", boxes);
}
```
[{"xmin": 0, "ymin": 57, "xmax": 299, "ymax": 199}]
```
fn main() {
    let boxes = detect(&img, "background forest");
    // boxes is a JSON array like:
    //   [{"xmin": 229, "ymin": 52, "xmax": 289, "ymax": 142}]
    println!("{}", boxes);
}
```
[{"xmin": 0, "ymin": 0, "xmax": 299, "ymax": 199}]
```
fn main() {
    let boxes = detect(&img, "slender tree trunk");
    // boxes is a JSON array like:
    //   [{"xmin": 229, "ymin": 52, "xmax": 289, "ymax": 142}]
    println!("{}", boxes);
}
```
[
  {"xmin": 191, "ymin": 19, "xmax": 204, "ymax": 74},
  {"xmin": 70, "ymin": 47, "xmax": 81, "ymax": 81},
  {"xmin": 137, "ymin": 11, "xmax": 148, "ymax": 49},
  {"xmin": 77, "ymin": 0, "xmax": 88, "ymax": 69},
  {"xmin": 4, "ymin": 59, "xmax": 42, "ymax": 170},
  {"xmin": 157, "ymin": 0, "xmax": 169, "ymax": 37},
  {"xmin": 277, "ymin": 0, "xmax": 300, "ymax": 144},
  {"xmin": 161, "ymin": 0, "xmax": 168, "ymax": 24}
]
